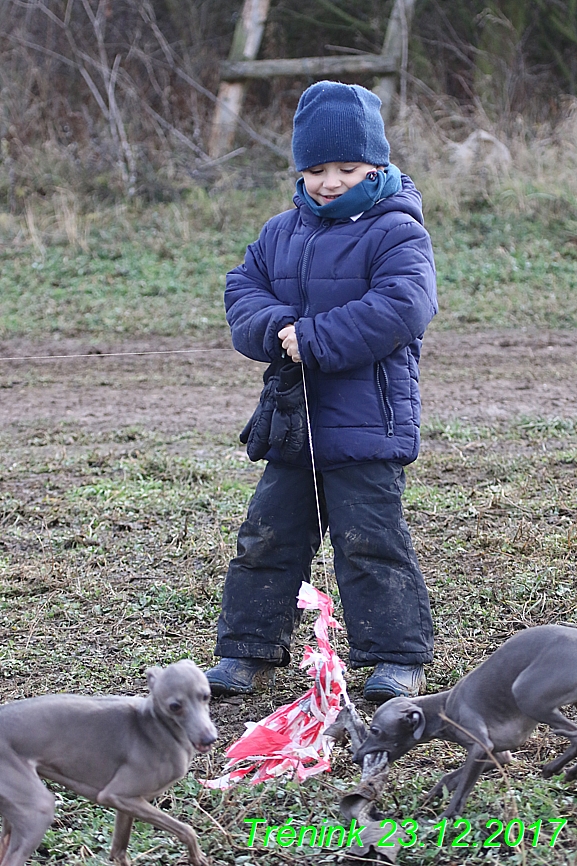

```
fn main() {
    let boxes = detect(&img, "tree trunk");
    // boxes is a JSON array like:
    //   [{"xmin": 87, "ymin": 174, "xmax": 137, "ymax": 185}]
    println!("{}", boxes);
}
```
[
  {"xmin": 208, "ymin": 0, "xmax": 270, "ymax": 158},
  {"xmin": 373, "ymin": 0, "xmax": 416, "ymax": 123}
]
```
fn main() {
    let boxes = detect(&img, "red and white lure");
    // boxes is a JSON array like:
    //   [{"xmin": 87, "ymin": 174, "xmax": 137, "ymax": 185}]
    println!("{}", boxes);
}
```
[{"xmin": 202, "ymin": 581, "xmax": 350, "ymax": 789}]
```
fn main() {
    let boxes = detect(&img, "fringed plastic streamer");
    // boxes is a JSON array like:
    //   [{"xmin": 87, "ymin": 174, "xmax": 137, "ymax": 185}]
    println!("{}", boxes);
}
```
[{"xmin": 202, "ymin": 581, "xmax": 350, "ymax": 789}]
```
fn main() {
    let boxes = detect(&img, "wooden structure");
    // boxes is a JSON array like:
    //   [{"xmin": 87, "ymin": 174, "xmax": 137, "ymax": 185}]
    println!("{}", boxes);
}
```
[{"xmin": 209, "ymin": 0, "xmax": 415, "ymax": 160}]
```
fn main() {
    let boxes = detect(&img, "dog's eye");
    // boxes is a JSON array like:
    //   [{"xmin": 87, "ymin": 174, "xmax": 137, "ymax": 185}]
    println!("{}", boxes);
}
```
[
  {"xmin": 369, "ymin": 725, "xmax": 381, "ymax": 736},
  {"xmin": 169, "ymin": 700, "xmax": 183, "ymax": 713}
]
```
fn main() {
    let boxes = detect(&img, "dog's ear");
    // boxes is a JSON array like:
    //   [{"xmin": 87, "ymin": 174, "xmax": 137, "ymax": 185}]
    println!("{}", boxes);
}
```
[
  {"xmin": 146, "ymin": 666, "xmax": 163, "ymax": 691},
  {"xmin": 407, "ymin": 707, "xmax": 426, "ymax": 741}
]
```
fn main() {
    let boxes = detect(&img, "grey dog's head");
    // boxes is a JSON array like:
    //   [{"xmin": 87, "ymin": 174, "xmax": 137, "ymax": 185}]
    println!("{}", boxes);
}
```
[
  {"xmin": 353, "ymin": 697, "xmax": 426, "ymax": 766},
  {"xmin": 147, "ymin": 660, "xmax": 218, "ymax": 753}
]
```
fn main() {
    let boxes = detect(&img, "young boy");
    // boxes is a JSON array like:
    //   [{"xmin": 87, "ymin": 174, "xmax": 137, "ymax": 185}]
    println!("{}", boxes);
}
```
[{"xmin": 206, "ymin": 80, "xmax": 437, "ymax": 704}]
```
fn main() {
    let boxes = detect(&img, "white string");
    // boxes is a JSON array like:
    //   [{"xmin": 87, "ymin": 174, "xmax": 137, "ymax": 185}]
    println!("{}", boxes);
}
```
[
  {"xmin": 301, "ymin": 363, "xmax": 348, "ymax": 681},
  {"xmin": 0, "ymin": 347, "xmax": 224, "ymax": 363},
  {"xmin": 301, "ymin": 363, "xmax": 330, "ymax": 595}
]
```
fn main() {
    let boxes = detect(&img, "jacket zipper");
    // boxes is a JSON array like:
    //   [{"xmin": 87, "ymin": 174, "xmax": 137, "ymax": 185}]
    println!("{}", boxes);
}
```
[
  {"xmin": 297, "ymin": 222, "xmax": 330, "ymax": 450},
  {"xmin": 299, "ymin": 223, "xmax": 329, "ymax": 315},
  {"xmin": 377, "ymin": 361, "xmax": 395, "ymax": 437}
]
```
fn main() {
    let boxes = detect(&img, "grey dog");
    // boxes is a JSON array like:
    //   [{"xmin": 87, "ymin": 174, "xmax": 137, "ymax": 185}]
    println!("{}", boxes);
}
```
[
  {"xmin": 0, "ymin": 659, "xmax": 217, "ymax": 866},
  {"xmin": 339, "ymin": 625, "xmax": 577, "ymax": 818}
]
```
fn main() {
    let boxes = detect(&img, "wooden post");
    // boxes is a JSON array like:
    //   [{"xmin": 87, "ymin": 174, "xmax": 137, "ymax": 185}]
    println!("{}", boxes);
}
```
[
  {"xmin": 373, "ymin": 0, "xmax": 415, "ymax": 122},
  {"xmin": 221, "ymin": 54, "xmax": 397, "ymax": 80},
  {"xmin": 208, "ymin": 0, "xmax": 271, "ymax": 158}
]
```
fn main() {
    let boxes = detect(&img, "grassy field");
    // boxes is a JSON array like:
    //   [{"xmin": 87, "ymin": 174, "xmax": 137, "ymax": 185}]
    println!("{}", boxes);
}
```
[
  {"xmin": 1, "ymin": 191, "xmax": 577, "ymax": 865},
  {"xmin": 1, "ymin": 188, "xmax": 577, "ymax": 340}
]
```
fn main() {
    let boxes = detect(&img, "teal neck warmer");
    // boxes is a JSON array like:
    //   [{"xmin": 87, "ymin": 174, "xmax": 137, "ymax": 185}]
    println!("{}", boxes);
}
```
[{"xmin": 296, "ymin": 164, "xmax": 402, "ymax": 220}]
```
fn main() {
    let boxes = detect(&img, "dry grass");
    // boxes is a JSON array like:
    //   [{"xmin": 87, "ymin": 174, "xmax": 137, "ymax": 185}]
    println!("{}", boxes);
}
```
[{"xmin": 387, "ymin": 97, "xmax": 577, "ymax": 223}]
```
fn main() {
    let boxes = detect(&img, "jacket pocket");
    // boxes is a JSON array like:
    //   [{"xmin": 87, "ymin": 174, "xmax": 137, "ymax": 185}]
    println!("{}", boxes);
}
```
[{"xmin": 376, "ymin": 361, "xmax": 395, "ymax": 437}]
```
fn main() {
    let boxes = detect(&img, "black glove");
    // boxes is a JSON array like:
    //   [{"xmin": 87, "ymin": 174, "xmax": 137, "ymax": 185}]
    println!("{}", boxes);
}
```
[
  {"xmin": 269, "ymin": 362, "xmax": 307, "ymax": 461},
  {"xmin": 240, "ymin": 359, "xmax": 281, "ymax": 462},
  {"xmin": 240, "ymin": 360, "xmax": 307, "ymax": 463}
]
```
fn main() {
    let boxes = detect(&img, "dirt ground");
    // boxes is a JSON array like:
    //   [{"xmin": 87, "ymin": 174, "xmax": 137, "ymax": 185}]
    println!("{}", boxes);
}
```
[
  {"xmin": 1, "ymin": 329, "xmax": 577, "ymax": 865},
  {"xmin": 1, "ymin": 328, "xmax": 576, "ymax": 437}
]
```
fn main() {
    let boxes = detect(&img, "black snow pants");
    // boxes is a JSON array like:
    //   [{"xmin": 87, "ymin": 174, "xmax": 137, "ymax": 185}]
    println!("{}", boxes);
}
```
[{"xmin": 215, "ymin": 460, "xmax": 434, "ymax": 668}]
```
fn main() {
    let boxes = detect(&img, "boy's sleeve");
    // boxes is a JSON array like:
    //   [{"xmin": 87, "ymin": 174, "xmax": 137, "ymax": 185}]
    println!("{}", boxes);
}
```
[
  {"xmin": 295, "ymin": 219, "xmax": 437, "ymax": 373},
  {"xmin": 225, "ymin": 224, "xmax": 299, "ymax": 362}
]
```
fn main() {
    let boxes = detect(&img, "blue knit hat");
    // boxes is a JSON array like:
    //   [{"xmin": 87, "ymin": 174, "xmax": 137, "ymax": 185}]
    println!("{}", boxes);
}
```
[{"xmin": 292, "ymin": 80, "xmax": 390, "ymax": 172}]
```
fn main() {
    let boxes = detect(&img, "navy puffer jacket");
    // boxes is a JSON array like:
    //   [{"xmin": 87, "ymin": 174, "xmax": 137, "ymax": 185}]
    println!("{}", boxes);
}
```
[{"xmin": 225, "ymin": 174, "xmax": 437, "ymax": 468}]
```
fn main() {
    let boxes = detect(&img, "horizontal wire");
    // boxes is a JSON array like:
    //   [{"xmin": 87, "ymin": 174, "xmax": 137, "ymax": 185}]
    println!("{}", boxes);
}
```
[{"xmin": 0, "ymin": 347, "xmax": 227, "ymax": 363}]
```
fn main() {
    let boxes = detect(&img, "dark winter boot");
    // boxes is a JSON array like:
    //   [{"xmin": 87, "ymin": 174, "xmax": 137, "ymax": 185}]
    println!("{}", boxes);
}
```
[
  {"xmin": 363, "ymin": 663, "xmax": 425, "ymax": 704},
  {"xmin": 206, "ymin": 658, "xmax": 275, "ymax": 696}
]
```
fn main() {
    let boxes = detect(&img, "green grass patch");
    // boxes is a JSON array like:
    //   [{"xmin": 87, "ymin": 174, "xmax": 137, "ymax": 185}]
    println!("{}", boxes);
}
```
[
  {"xmin": 431, "ymin": 213, "xmax": 577, "ymax": 330},
  {"xmin": 1, "ymin": 200, "xmax": 577, "ymax": 338}
]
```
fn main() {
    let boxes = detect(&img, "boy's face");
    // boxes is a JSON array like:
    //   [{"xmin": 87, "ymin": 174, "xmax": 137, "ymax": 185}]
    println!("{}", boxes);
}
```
[{"xmin": 302, "ymin": 161, "xmax": 382, "ymax": 206}]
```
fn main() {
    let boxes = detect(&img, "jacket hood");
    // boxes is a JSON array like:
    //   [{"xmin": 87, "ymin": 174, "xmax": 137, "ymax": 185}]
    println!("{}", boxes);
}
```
[{"xmin": 293, "ymin": 173, "xmax": 424, "ymax": 226}]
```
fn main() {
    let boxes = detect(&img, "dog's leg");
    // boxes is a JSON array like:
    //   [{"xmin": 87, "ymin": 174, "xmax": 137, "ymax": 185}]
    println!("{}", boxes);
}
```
[
  {"xmin": 440, "ymin": 745, "xmax": 499, "ymax": 819},
  {"xmin": 0, "ymin": 819, "xmax": 11, "ymax": 865},
  {"xmin": 109, "ymin": 812, "xmax": 134, "ymax": 866},
  {"xmin": 423, "ymin": 751, "xmax": 510, "ymax": 806},
  {"xmin": 516, "ymin": 700, "xmax": 577, "ymax": 780},
  {"xmin": 98, "ymin": 793, "xmax": 207, "ymax": 866},
  {"xmin": 563, "ymin": 762, "xmax": 577, "ymax": 782},
  {"xmin": 543, "ymin": 736, "xmax": 577, "ymax": 779},
  {"xmin": 423, "ymin": 767, "xmax": 464, "ymax": 803},
  {"xmin": 0, "ymin": 767, "xmax": 55, "ymax": 866},
  {"xmin": 516, "ymin": 691, "xmax": 577, "ymax": 781}
]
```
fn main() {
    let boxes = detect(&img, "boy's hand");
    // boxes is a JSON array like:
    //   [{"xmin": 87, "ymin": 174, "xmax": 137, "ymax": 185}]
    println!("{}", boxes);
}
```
[{"xmin": 278, "ymin": 324, "xmax": 302, "ymax": 363}]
